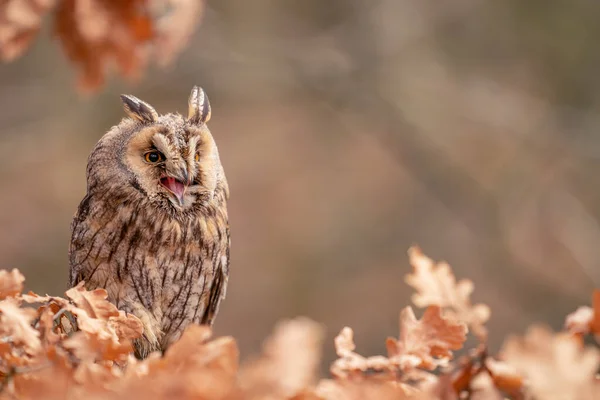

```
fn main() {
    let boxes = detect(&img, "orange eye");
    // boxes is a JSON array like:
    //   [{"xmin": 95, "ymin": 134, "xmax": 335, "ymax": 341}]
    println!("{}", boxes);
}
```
[
  {"xmin": 144, "ymin": 151, "xmax": 164, "ymax": 163},
  {"xmin": 194, "ymin": 153, "xmax": 200, "ymax": 162}
]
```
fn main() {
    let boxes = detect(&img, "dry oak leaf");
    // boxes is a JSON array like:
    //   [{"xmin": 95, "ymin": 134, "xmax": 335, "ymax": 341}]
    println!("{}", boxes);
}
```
[
  {"xmin": 1, "ymin": 0, "xmax": 204, "ymax": 92},
  {"xmin": 484, "ymin": 357, "xmax": 523, "ymax": 398},
  {"xmin": 415, "ymin": 374, "xmax": 457, "ymax": 400},
  {"xmin": 65, "ymin": 283, "xmax": 142, "ymax": 341},
  {"xmin": 66, "ymin": 283, "xmax": 119, "ymax": 320},
  {"xmin": 19, "ymin": 291, "xmax": 59, "ymax": 305},
  {"xmin": 59, "ymin": 284, "xmax": 142, "ymax": 362},
  {"xmin": 8, "ymin": 344, "xmax": 102, "ymax": 400},
  {"xmin": 315, "ymin": 379, "xmax": 411, "ymax": 400},
  {"xmin": 469, "ymin": 372, "xmax": 503, "ymax": 400},
  {"xmin": 0, "ymin": 0, "xmax": 56, "ymax": 61},
  {"xmin": 159, "ymin": 324, "xmax": 237, "ymax": 375},
  {"xmin": 63, "ymin": 328, "xmax": 133, "ymax": 363},
  {"xmin": 565, "ymin": 289, "xmax": 600, "ymax": 342},
  {"xmin": 405, "ymin": 246, "xmax": 490, "ymax": 341},
  {"xmin": 331, "ymin": 327, "xmax": 395, "ymax": 379},
  {"xmin": 71, "ymin": 361, "xmax": 120, "ymax": 397},
  {"xmin": 54, "ymin": 0, "xmax": 154, "ymax": 92},
  {"xmin": 448, "ymin": 344, "xmax": 485, "ymax": 395},
  {"xmin": 238, "ymin": 317, "xmax": 324, "ymax": 399},
  {"xmin": 387, "ymin": 306, "xmax": 467, "ymax": 371},
  {"xmin": 36, "ymin": 305, "xmax": 62, "ymax": 346},
  {"xmin": 0, "ymin": 298, "xmax": 41, "ymax": 354},
  {"xmin": 0, "ymin": 269, "xmax": 25, "ymax": 299},
  {"xmin": 109, "ymin": 310, "xmax": 144, "ymax": 341},
  {"xmin": 565, "ymin": 305, "xmax": 594, "ymax": 336},
  {"xmin": 112, "ymin": 325, "xmax": 238, "ymax": 400},
  {"xmin": 501, "ymin": 325, "xmax": 600, "ymax": 400}
]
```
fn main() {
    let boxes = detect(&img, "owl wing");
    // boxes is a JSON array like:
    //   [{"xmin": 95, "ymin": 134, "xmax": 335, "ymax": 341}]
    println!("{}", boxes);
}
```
[
  {"xmin": 200, "ymin": 266, "xmax": 227, "ymax": 326},
  {"xmin": 68, "ymin": 195, "xmax": 94, "ymax": 288},
  {"xmin": 201, "ymin": 234, "xmax": 230, "ymax": 326}
]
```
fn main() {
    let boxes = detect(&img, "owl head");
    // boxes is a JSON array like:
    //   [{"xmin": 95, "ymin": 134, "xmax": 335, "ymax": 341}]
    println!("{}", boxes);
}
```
[{"xmin": 86, "ymin": 86, "xmax": 228, "ymax": 214}]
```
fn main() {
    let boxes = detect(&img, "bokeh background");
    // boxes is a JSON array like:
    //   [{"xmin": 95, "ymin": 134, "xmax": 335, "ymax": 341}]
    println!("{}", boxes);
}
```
[{"xmin": 1, "ymin": 0, "xmax": 600, "ymax": 367}]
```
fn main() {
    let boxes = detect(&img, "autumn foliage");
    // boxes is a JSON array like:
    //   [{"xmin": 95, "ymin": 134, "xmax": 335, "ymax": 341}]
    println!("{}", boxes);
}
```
[
  {"xmin": 0, "ymin": 248, "xmax": 598, "ymax": 399},
  {"xmin": 0, "ymin": 0, "xmax": 203, "ymax": 91}
]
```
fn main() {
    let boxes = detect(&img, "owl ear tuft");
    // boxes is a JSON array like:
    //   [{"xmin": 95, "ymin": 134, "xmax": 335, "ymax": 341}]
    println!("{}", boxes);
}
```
[
  {"xmin": 188, "ymin": 86, "xmax": 211, "ymax": 124},
  {"xmin": 120, "ymin": 94, "xmax": 159, "ymax": 123}
]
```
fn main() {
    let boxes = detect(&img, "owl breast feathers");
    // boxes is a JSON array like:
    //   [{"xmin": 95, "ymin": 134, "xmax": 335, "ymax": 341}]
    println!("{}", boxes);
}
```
[{"xmin": 68, "ymin": 86, "xmax": 230, "ymax": 359}]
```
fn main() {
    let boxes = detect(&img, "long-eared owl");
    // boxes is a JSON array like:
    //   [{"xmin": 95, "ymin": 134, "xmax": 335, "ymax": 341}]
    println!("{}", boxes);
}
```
[{"xmin": 68, "ymin": 86, "xmax": 230, "ymax": 358}]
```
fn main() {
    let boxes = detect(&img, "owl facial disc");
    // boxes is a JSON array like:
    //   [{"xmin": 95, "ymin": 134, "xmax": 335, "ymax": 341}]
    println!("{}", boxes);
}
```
[{"xmin": 160, "ymin": 177, "xmax": 186, "ymax": 206}]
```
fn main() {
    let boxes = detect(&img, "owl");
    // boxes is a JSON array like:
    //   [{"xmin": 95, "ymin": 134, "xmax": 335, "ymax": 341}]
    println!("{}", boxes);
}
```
[{"xmin": 68, "ymin": 86, "xmax": 230, "ymax": 359}]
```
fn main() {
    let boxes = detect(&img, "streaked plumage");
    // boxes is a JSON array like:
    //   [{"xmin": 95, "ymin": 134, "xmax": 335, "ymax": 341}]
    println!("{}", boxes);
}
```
[{"xmin": 69, "ymin": 86, "xmax": 230, "ymax": 358}]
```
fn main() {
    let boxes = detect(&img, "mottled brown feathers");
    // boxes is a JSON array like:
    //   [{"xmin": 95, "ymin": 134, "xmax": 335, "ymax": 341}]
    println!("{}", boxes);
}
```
[{"xmin": 69, "ymin": 87, "xmax": 230, "ymax": 359}]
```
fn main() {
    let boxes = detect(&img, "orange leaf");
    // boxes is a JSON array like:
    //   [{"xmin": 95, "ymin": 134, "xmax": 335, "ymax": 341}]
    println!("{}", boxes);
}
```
[
  {"xmin": 0, "ymin": 269, "xmax": 25, "ymax": 299},
  {"xmin": 239, "ymin": 318, "xmax": 324, "ymax": 398},
  {"xmin": 485, "ymin": 358, "xmax": 523, "ymax": 397},
  {"xmin": 65, "ymin": 283, "xmax": 119, "ymax": 320},
  {"xmin": 331, "ymin": 327, "xmax": 395, "ymax": 379},
  {"xmin": 0, "ymin": 0, "xmax": 55, "ymax": 61},
  {"xmin": 501, "ymin": 325, "xmax": 600, "ymax": 400},
  {"xmin": 590, "ymin": 289, "xmax": 600, "ymax": 336},
  {"xmin": 406, "ymin": 246, "xmax": 490, "ymax": 341},
  {"xmin": 0, "ymin": 298, "xmax": 40, "ymax": 354},
  {"xmin": 388, "ymin": 306, "xmax": 467, "ymax": 370}
]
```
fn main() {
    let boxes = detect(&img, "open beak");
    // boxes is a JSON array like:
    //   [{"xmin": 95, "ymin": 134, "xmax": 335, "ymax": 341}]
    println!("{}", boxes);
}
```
[{"xmin": 160, "ymin": 177, "xmax": 187, "ymax": 206}]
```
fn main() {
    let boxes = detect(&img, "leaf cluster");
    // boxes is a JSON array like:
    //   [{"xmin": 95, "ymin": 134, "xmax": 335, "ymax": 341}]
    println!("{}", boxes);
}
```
[
  {"xmin": 0, "ymin": 247, "xmax": 599, "ymax": 399},
  {"xmin": 0, "ymin": 0, "xmax": 202, "ymax": 91}
]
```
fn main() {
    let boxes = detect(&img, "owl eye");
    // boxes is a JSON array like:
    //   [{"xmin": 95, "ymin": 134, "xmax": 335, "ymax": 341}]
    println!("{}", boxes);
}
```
[
  {"xmin": 144, "ymin": 151, "xmax": 164, "ymax": 163},
  {"xmin": 194, "ymin": 153, "xmax": 200, "ymax": 162}
]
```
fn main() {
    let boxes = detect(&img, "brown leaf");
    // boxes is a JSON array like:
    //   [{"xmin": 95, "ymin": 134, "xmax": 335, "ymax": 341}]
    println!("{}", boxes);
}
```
[
  {"xmin": 108, "ymin": 310, "xmax": 143, "ymax": 342},
  {"xmin": 590, "ymin": 289, "xmax": 600, "ymax": 338},
  {"xmin": 157, "ymin": 324, "xmax": 238, "ymax": 389},
  {"xmin": 501, "ymin": 325, "xmax": 600, "ymax": 400},
  {"xmin": 315, "ymin": 379, "xmax": 411, "ymax": 400},
  {"xmin": 331, "ymin": 327, "xmax": 395, "ymax": 379},
  {"xmin": 63, "ymin": 329, "xmax": 132, "ymax": 363},
  {"xmin": 469, "ymin": 372, "xmax": 503, "ymax": 400},
  {"xmin": 11, "ymin": 346, "xmax": 76, "ymax": 400},
  {"xmin": 405, "ymin": 246, "xmax": 490, "ymax": 341},
  {"xmin": 53, "ymin": 0, "xmax": 154, "ymax": 92},
  {"xmin": 65, "ymin": 283, "xmax": 119, "ymax": 320},
  {"xmin": 2, "ymin": 0, "xmax": 205, "ymax": 92},
  {"xmin": 0, "ymin": 269, "xmax": 25, "ymax": 299},
  {"xmin": 114, "ymin": 325, "xmax": 238, "ymax": 399},
  {"xmin": 485, "ymin": 357, "xmax": 523, "ymax": 397},
  {"xmin": 60, "ymin": 285, "xmax": 141, "ymax": 362},
  {"xmin": 387, "ymin": 306, "xmax": 467, "ymax": 370},
  {"xmin": 72, "ymin": 361, "xmax": 119, "ymax": 397},
  {"xmin": 239, "ymin": 317, "xmax": 324, "ymax": 399},
  {"xmin": 20, "ymin": 292, "xmax": 53, "ymax": 304},
  {"xmin": 37, "ymin": 306, "xmax": 61, "ymax": 345},
  {"xmin": 0, "ymin": 0, "xmax": 56, "ymax": 61},
  {"xmin": 565, "ymin": 305, "xmax": 594, "ymax": 336},
  {"xmin": 0, "ymin": 298, "xmax": 40, "ymax": 354},
  {"xmin": 418, "ymin": 374, "xmax": 458, "ymax": 400}
]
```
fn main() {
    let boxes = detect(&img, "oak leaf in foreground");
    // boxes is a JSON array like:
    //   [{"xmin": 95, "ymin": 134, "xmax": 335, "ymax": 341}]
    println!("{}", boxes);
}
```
[
  {"xmin": 405, "ymin": 246, "xmax": 490, "ymax": 341},
  {"xmin": 1, "ymin": 0, "xmax": 204, "ymax": 92},
  {"xmin": 501, "ymin": 325, "xmax": 600, "ymax": 400}
]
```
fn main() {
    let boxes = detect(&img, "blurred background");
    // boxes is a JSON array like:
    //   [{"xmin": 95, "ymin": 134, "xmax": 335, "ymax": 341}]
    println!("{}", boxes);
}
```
[{"xmin": 1, "ymin": 0, "xmax": 600, "ymax": 367}]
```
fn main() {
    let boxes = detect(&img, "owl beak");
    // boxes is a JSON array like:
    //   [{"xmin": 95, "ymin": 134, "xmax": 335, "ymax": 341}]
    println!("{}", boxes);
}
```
[{"xmin": 160, "ymin": 177, "xmax": 187, "ymax": 206}]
